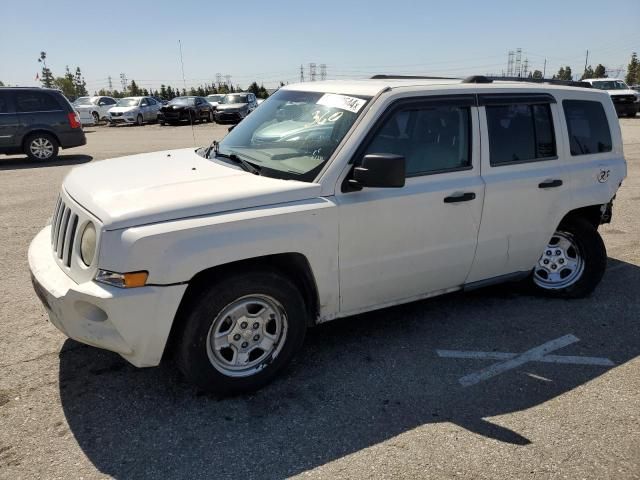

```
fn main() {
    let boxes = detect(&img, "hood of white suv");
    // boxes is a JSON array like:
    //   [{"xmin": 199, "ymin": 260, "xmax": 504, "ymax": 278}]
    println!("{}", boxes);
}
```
[{"xmin": 63, "ymin": 148, "xmax": 321, "ymax": 230}]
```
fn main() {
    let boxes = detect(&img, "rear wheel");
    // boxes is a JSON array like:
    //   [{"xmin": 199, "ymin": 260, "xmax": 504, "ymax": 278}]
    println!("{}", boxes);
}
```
[
  {"xmin": 135, "ymin": 114, "xmax": 143, "ymax": 126},
  {"xmin": 531, "ymin": 218, "xmax": 606, "ymax": 298},
  {"xmin": 24, "ymin": 133, "xmax": 58, "ymax": 161},
  {"xmin": 92, "ymin": 111, "xmax": 100, "ymax": 125},
  {"xmin": 176, "ymin": 270, "xmax": 308, "ymax": 394}
]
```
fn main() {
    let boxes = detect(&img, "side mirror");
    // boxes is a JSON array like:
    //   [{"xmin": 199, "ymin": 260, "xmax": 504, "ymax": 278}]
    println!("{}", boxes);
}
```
[{"xmin": 350, "ymin": 153, "xmax": 405, "ymax": 189}]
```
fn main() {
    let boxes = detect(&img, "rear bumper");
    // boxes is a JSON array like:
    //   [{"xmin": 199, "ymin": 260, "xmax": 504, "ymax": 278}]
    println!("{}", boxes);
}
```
[
  {"xmin": 28, "ymin": 226, "xmax": 187, "ymax": 367},
  {"xmin": 59, "ymin": 130, "xmax": 86, "ymax": 148}
]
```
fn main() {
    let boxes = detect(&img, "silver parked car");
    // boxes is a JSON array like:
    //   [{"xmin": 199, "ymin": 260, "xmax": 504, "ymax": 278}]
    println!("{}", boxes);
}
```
[
  {"xmin": 108, "ymin": 96, "xmax": 162, "ymax": 126},
  {"xmin": 214, "ymin": 93, "xmax": 258, "ymax": 123}
]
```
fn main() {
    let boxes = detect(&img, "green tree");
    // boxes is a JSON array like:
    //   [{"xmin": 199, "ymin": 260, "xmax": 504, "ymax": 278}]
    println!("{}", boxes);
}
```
[
  {"xmin": 129, "ymin": 80, "xmax": 141, "ymax": 96},
  {"xmin": 160, "ymin": 84, "xmax": 167, "ymax": 98},
  {"xmin": 142, "ymin": 88, "xmax": 149, "ymax": 96},
  {"xmin": 74, "ymin": 67, "xmax": 87, "ymax": 96},
  {"xmin": 37, "ymin": 51, "xmax": 54, "ymax": 88},
  {"xmin": 581, "ymin": 65, "xmax": 595, "ymax": 80},
  {"xmin": 594, "ymin": 64, "xmax": 607, "ymax": 78},
  {"xmin": 554, "ymin": 66, "xmax": 573, "ymax": 81},
  {"xmin": 0, "ymin": 81, "xmax": 4, "ymax": 86},
  {"xmin": 531, "ymin": 70, "xmax": 543, "ymax": 79},
  {"xmin": 625, "ymin": 52, "xmax": 639, "ymax": 85},
  {"xmin": 247, "ymin": 81, "xmax": 260, "ymax": 97},
  {"xmin": 53, "ymin": 66, "xmax": 76, "ymax": 98}
]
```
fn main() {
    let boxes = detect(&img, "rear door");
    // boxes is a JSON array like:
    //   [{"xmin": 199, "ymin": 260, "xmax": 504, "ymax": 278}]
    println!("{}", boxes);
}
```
[
  {"xmin": 0, "ymin": 91, "xmax": 20, "ymax": 149},
  {"xmin": 467, "ymin": 93, "xmax": 571, "ymax": 283}
]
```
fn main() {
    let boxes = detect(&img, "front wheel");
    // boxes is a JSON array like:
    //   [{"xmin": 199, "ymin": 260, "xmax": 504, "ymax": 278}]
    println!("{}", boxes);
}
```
[
  {"xmin": 136, "ymin": 114, "xmax": 143, "ymax": 126},
  {"xmin": 176, "ymin": 270, "xmax": 308, "ymax": 394},
  {"xmin": 531, "ymin": 218, "xmax": 606, "ymax": 298}
]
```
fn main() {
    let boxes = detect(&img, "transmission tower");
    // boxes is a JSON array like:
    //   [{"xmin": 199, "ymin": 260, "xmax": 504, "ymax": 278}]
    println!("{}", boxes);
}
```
[
  {"xmin": 320, "ymin": 63, "xmax": 327, "ymax": 81},
  {"xmin": 224, "ymin": 74, "xmax": 231, "ymax": 87},
  {"xmin": 108, "ymin": 76, "xmax": 113, "ymax": 90},
  {"xmin": 522, "ymin": 58, "xmax": 529, "ymax": 77},
  {"xmin": 507, "ymin": 51, "xmax": 514, "ymax": 77},
  {"xmin": 215, "ymin": 73, "xmax": 222, "ymax": 88},
  {"xmin": 514, "ymin": 48, "xmax": 522, "ymax": 77},
  {"xmin": 119, "ymin": 73, "xmax": 128, "ymax": 91},
  {"xmin": 309, "ymin": 63, "xmax": 317, "ymax": 81},
  {"xmin": 300, "ymin": 64, "xmax": 305, "ymax": 82}
]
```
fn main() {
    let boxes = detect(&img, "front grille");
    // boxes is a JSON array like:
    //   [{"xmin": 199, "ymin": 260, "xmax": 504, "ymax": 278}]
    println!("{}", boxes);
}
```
[
  {"xmin": 612, "ymin": 95, "xmax": 635, "ymax": 104},
  {"xmin": 111, "ymin": 112, "xmax": 123, "ymax": 117},
  {"xmin": 51, "ymin": 197, "xmax": 79, "ymax": 267}
]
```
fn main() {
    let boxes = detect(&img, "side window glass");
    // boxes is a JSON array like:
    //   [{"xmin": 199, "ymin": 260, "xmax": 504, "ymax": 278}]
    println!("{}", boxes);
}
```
[
  {"xmin": 563, "ymin": 100, "xmax": 612, "ymax": 155},
  {"xmin": 364, "ymin": 105, "xmax": 471, "ymax": 176},
  {"xmin": 0, "ymin": 94, "xmax": 9, "ymax": 113},
  {"xmin": 486, "ymin": 103, "xmax": 556, "ymax": 165},
  {"xmin": 15, "ymin": 92, "xmax": 61, "ymax": 112},
  {"xmin": 141, "ymin": 98, "xmax": 148, "ymax": 106}
]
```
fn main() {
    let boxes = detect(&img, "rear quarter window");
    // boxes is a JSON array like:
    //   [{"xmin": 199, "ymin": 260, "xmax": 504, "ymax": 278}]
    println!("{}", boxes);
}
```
[
  {"xmin": 15, "ymin": 91, "xmax": 64, "ymax": 112},
  {"xmin": 563, "ymin": 100, "xmax": 612, "ymax": 155}
]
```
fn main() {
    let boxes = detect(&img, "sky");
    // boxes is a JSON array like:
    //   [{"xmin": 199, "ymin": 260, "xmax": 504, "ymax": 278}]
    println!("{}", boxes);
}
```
[{"xmin": 1, "ymin": 0, "xmax": 638, "ymax": 93}]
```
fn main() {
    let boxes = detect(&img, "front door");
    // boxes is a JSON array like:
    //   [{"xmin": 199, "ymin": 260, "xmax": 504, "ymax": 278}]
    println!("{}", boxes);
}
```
[{"xmin": 336, "ymin": 96, "xmax": 484, "ymax": 313}]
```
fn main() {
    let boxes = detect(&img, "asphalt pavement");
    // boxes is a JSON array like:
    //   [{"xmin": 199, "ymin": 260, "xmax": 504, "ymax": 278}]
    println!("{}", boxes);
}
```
[{"xmin": 0, "ymin": 120, "xmax": 638, "ymax": 479}]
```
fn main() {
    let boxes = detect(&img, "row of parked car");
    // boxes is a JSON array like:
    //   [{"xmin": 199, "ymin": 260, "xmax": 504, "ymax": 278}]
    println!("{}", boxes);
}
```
[{"xmin": 72, "ymin": 93, "xmax": 262, "ymax": 126}]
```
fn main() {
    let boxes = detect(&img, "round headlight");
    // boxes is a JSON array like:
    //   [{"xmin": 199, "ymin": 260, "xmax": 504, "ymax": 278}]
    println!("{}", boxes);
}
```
[{"xmin": 80, "ymin": 222, "xmax": 96, "ymax": 266}]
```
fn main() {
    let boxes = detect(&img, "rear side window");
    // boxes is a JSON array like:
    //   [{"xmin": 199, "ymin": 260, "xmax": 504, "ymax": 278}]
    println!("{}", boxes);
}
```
[
  {"xmin": 0, "ymin": 93, "xmax": 9, "ymax": 113},
  {"xmin": 15, "ymin": 91, "xmax": 62, "ymax": 112},
  {"xmin": 563, "ymin": 100, "xmax": 612, "ymax": 155},
  {"xmin": 486, "ymin": 103, "xmax": 556, "ymax": 165}
]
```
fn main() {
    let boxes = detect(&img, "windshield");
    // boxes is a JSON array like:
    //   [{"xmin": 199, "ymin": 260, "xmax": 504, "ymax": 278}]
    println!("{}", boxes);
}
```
[
  {"xmin": 73, "ymin": 97, "xmax": 95, "ymax": 106},
  {"xmin": 116, "ymin": 98, "xmax": 140, "ymax": 107},
  {"xmin": 592, "ymin": 80, "xmax": 629, "ymax": 90},
  {"xmin": 169, "ymin": 97, "xmax": 195, "ymax": 105},
  {"xmin": 207, "ymin": 95, "xmax": 223, "ymax": 102},
  {"xmin": 221, "ymin": 94, "xmax": 248, "ymax": 104},
  {"xmin": 203, "ymin": 89, "xmax": 370, "ymax": 182}
]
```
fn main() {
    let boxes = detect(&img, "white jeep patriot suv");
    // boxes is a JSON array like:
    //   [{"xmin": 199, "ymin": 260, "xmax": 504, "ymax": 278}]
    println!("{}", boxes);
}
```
[{"xmin": 29, "ymin": 76, "xmax": 626, "ymax": 394}]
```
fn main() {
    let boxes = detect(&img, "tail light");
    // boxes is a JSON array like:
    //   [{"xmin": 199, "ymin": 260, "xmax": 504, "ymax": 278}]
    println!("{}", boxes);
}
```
[{"xmin": 67, "ymin": 112, "xmax": 82, "ymax": 129}]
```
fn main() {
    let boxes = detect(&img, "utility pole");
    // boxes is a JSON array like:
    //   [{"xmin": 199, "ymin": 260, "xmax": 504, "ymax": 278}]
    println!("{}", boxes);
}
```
[
  {"xmin": 584, "ymin": 49, "xmax": 589, "ymax": 74},
  {"xmin": 543, "ymin": 58, "xmax": 547, "ymax": 78}
]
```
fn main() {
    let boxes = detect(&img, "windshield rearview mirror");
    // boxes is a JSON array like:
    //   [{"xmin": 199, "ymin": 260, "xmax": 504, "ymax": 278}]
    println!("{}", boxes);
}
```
[{"xmin": 351, "ymin": 154, "xmax": 405, "ymax": 189}]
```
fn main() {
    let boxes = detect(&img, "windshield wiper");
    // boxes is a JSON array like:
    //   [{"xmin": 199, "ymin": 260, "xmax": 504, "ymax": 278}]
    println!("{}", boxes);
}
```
[{"xmin": 204, "ymin": 139, "xmax": 261, "ymax": 175}]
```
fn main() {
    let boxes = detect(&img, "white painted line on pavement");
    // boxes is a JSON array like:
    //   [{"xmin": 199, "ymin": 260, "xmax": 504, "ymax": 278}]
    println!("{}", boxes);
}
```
[{"xmin": 437, "ymin": 334, "xmax": 615, "ymax": 387}]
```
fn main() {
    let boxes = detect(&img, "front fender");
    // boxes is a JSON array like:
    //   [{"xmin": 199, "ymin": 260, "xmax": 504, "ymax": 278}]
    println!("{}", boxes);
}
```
[{"xmin": 98, "ymin": 197, "xmax": 340, "ymax": 318}]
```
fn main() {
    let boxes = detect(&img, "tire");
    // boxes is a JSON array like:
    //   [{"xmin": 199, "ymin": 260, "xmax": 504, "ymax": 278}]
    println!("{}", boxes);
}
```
[
  {"xmin": 531, "ymin": 217, "xmax": 606, "ymax": 298},
  {"xmin": 136, "ymin": 114, "xmax": 143, "ymax": 126},
  {"xmin": 24, "ymin": 133, "xmax": 59, "ymax": 162},
  {"xmin": 206, "ymin": 111, "xmax": 213, "ymax": 123},
  {"xmin": 176, "ymin": 270, "xmax": 308, "ymax": 395},
  {"xmin": 92, "ymin": 111, "xmax": 100, "ymax": 125}
]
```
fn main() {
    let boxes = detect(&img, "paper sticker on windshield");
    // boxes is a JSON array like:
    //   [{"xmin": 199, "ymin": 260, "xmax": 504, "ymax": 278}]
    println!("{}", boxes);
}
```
[{"xmin": 317, "ymin": 94, "xmax": 366, "ymax": 113}]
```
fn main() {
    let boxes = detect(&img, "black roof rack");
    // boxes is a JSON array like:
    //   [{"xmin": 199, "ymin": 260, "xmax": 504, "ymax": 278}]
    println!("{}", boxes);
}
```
[
  {"xmin": 371, "ymin": 74, "xmax": 459, "ymax": 80},
  {"xmin": 462, "ymin": 75, "xmax": 592, "ymax": 88}
]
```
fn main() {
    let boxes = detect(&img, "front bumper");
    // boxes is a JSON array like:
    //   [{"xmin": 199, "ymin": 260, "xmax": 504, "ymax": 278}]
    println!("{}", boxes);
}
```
[
  {"xmin": 109, "ymin": 114, "xmax": 137, "ymax": 124},
  {"xmin": 28, "ymin": 226, "xmax": 187, "ymax": 367},
  {"xmin": 215, "ymin": 111, "xmax": 244, "ymax": 123},
  {"xmin": 613, "ymin": 102, "xmax": 638, "ymax": 116}
]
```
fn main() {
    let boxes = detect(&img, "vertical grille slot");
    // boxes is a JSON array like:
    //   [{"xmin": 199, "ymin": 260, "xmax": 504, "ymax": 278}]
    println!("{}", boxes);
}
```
[
  {"xmin": 56, "ymin": 208, "xmax": 71, "ymax": 259},
  {"xmin": 63, "ymin": 214, "xmax": 78, "ymax": 267},
  {"xmin": 51, "ymin": 197, "xmax": 62, "ymax": 244},
  {"xmin": 52, "ymin": 202, "xmax": 66, "ymax": 251}
]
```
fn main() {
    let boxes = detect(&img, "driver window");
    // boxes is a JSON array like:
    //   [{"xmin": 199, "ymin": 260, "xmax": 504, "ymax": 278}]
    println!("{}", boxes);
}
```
[
  {"xmin": 141, "ymin": 99, "xmax": 149, "ymax": 106},
  {"xmin": 364, "ymin": 104, "xmax": 471, "ymax": 176}
]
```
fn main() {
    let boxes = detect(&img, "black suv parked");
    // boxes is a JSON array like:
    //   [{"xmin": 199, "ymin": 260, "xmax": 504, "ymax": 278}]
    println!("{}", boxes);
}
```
[{"xmin": 0, "ymin": 87, "xmax": 86, "ymax": 161}]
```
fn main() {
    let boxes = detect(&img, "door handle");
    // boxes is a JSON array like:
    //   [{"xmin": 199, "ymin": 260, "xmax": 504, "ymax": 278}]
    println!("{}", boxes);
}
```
[
  {"xmin": 538, "ymin": 179, "xmax": 563, "ymax": 189},
  {"xmin": 444, "ymin": 192, "xmax": 476, "ymax": 203}
]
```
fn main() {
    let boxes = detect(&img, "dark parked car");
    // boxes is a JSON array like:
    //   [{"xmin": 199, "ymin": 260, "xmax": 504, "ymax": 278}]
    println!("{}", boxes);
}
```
[
  {"xmin": 0, "ymin": 87, "xmax": 86, "ymax": 161},
  {"xmin": 158, "ymin": 96, "xmax": 214, "ymax": 125}
]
